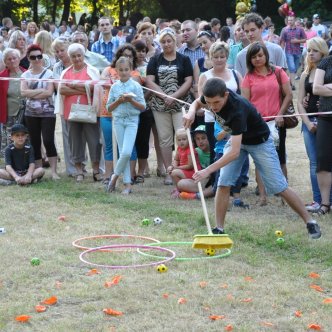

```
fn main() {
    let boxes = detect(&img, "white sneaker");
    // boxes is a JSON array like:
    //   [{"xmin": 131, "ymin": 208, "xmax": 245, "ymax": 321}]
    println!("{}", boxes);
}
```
[{"xmin": 305, "ymin": 201, "xmax": 320, "ymax": 212}]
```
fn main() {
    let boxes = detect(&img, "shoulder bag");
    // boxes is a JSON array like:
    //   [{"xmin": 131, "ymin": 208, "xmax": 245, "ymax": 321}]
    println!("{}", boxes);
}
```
[
  {"xmin": 274, "ymin": 67, "xmax": 299, "ymax": 129},
  {"xmin": 68, "ymin": 83, "xmax": 97, "ymax": 123}
]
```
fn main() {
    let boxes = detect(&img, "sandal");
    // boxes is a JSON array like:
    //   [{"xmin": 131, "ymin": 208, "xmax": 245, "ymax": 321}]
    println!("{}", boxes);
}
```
[
  {"xmin": 106, "ymin": 174, "xmax": 116, "ymax": 193},
  {"xmin": 76, "ymin": 174, "xmax": 84, "ymax": 182},
  {"xmin": 93, "ymin": 172, "xmax": 103, "ymax": 182},
  {"xmin": 312, "ymin": 204, "xmax": 330, "ymax": 216},
  {"xmin": 135, "ymin": 175, "xmax": 144, "ymax": 184},
  {"xmin": 102, "ymin": 178, "xmax": 110, "ymax": 185}
]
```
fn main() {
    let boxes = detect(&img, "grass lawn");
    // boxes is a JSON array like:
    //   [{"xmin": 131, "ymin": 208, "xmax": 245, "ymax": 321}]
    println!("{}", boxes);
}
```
[{"xmin": 0, "ymin": 121, "xmax": 332, "ymax": 332}]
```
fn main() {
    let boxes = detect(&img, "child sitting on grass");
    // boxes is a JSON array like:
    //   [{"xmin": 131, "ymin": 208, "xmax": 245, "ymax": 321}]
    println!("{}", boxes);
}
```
[
  {"xmin": 177, "ymin": 125, "xmax": 214, "ymax": 199},
  {"xmin": 0, "ymin": 124, "xmax": 44, "ymax": 185},
  {"xmin": 168, "ymin": 127, "xmax": 201, "ymax": 198}
]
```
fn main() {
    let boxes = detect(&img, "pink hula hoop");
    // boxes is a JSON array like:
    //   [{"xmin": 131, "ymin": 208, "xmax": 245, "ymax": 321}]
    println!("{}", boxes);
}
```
[
  {"xmin": 79, "ymin": 244, "xmax": 176, "ymax": 269},
  {"xmin": 72, "ymin": 234, "xmax": 160, "ymax": 251}
]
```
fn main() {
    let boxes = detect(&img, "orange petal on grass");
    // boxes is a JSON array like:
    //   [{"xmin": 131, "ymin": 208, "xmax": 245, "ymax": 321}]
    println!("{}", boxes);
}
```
[
  {"xmin": 244, "ymin": 276, "xmax": 254, "ymax": 282},
  {"xmin": 104, "ymin": 275, "xmax": 122, "ymax": 288},
  {"xmin": 260, "ymin": 322, "xmax": 274, "ymax": 327},
  {"xmin": 203, "ymin": 305, "xmax": 211, "ymax": 311},
  {"xmin": 209, "ymin": 315, "xmax": 225, "ymax": 321},
  {"xmin": 224, "ymin": 324, "xmax": 233, "ymax": 331},
  {"xmin": 86, "ymin": 268, "xmax": 101, "ymax": 276},
  {"xmin": 57, "ymin": 215, "xmax": 66, "ymax": 221},
  {"xmin": 308, "ymin": 324, "xmax": 322, "ymax": 330},
  {"xmin": 15, "ymin": 315, "xmax": 31, "ymax": 322},
  {"xmin": 178, "ymin": 297, "xmax": 187, "ymax": 304},
  {"xmin": 240, "ymin": 298, "xmax": 253, "ymax": 303},
  {"xmin": 199, "ymin": 281, "xmax": 208, "ymax": 288},
  {"xmin": 310, "ymin": 284, "xmax": 324, "ymax": 293},
  {"xmin": 309, "ymin": 272, "xmax": 320, "ymax": 279},
  {"xmin": 41, "ymin": 296, "xmax": 57, "ymax": 305},
  {"xmin": 323, "ymin": 298, "xmax": 332, "ymax": 304},
  {"xmin": 226, "ymin": 294, "xmax": 234, "ymax": 300},
  {"xmin": 220, "ymin": 283, "xmax": 228, "ymax": 289},
  {"xmin": 162, "ymin": 293, "xmax": 169, "ymax": 299},
  {"xmin": 35, "ymin": 305, "xmax": 47, "ymax": 313},
  {"xmin": 103, "ymin": 308, "xmax": 123, "ymax": 316},
  {"xmin": 294, "ymin": 311, "xmax": 302, "ymax": 317}
]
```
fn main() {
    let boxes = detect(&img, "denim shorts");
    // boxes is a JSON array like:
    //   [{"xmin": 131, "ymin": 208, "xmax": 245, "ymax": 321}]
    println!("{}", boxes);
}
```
[{"xmin": 217, "ymin": 136, "xmax": 288, "ymax": 195}]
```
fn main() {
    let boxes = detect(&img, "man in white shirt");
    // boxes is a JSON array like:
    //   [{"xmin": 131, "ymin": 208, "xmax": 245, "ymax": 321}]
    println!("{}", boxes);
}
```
[{"xmin": 311, "ymin": 14, "xmax": 327, "ymax": 40}]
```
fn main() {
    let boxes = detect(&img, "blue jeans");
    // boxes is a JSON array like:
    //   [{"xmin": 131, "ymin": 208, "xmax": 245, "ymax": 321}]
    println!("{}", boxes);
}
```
[
  {"xmin": 285, "ymin": 53, "xmax": 301, "ymax": 73},
  {"xmin": 302, "ymin": 120, "xmax": 332, "ymax": 203},
  {"xmin": 218, "ymin": 137, "xmax": 288, "ymax": 195},
  {"xmin": 100, "ymin": 117, "xmax": 137, "ymax": 162},
  {"xmin": 113, "ymin": 116, "xmax": 139, "ymax": 184}
]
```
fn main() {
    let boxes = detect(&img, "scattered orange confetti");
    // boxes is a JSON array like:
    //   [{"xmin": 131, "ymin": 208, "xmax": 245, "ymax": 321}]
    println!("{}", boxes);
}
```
[
  {"xmin": 104, "ymin": 276, "xmax": 122, "ymax": 288},
  {"xmin": 309, "ymin": 272, "xmax": 320, "ymax": 279},
  {"xmin": 294, "ymin": 311, "xmax": 302, "ymax": 317},
  {"xmin": 15, "ymin": 315, "xmax": 31, "ymax": 323},
  {"xmin": 35, "ymin": 305, "xmax": 47, "ymax": 313},
  {"xmin": 178, "ymin": 298, "xmax": 187, "ymax": 304},
  {"xmin": 323, "ymin": 298, "xmax": 332, "ymax": 304},
  {"xmin": 224, "ymin": 324, "xmax": 233, "ymax": 331},
  {"xmin": 41, "ymin": 296, "xmax": 57, "ymax": 305},
  {"xmin": 308, "ymin": 324, "xmax": 322, "ymax": 330},
  {"xmin": 58, "ymin": 215, "xmax": 66, "ymax": 221},
  {"xmin": 244, "ymin": 276, "xmax": 254, "ymax": 282},
  {"xmin": 199, "ymin": 281, "xmax": 208, "ymax": 288},
  {"xmin": 86, "ymin": 269, "xmax": 101, "ymax": 276},
  {"xmin": 310, "ymin": 284, "xmax": 324, "ymax": 293},
  {"xmin": 103, "ymin": 308, "xmax": 123, "ymax": 316},
  {"xmin": 209, "ymin": 315, "xmax": 225, "ymax": 321},
  {"xmin": 261, "ymin": 322, "xmax": 274, "ymax": 327},
  {"xmin": 220, "ymin": 283, "xmax": 228, "ymax": 289},
  {"xmin": 240, "ymin": 298, "xmax": 253, "ymax": 303},
  {"xmin": 162, "ymin": 293, "xmax": 169, "ymax": 299}
]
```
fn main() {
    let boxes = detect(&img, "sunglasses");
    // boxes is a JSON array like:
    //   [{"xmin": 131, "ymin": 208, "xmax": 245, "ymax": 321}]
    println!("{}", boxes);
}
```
[{"xmin": 29, "ymin": 54, "xmax": 43, "ymax": 60}]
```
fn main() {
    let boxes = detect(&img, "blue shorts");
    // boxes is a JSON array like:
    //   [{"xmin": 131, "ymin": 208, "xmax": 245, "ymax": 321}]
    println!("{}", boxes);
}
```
[{"xmin": 217, "ymin": 136, "xmax": 288, "ymax": 195}]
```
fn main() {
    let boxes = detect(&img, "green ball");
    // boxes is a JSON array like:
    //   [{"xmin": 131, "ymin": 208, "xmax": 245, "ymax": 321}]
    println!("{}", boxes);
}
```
[
  {"xmin": 276, "ymin": 237, "xmax": 285, "ymax": 245},
  {"xmin": 31, "ymin": 257, "xmax": 41, "ymax": 266},
  {"xmin": 141, "ymin": 218, "xmax": 151, "ymax": 226}
]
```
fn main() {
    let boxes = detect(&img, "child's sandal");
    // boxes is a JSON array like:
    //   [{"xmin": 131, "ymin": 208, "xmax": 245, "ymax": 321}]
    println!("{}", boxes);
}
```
[{"xmin": 312, "ymin": 204, "xmax": 330, "ymax": 216}]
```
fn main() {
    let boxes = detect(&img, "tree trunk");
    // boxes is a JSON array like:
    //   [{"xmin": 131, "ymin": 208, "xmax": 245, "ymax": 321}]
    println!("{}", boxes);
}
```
[
  {"xmin": 32, "ymin": 0, "xmax": 39, "ymax": 24},
  {"xmin": 61, "ymin": 0, "xmax": 71, "ymax": 24},
  {"xmin": 51, "ymin": 0, "xmax": 58, "ymax": 24}
]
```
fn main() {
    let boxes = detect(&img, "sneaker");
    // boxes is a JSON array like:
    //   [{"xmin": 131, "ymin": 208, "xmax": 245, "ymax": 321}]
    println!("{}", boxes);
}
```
[
  {"xmin": 292, "ymin": 84, "xmax": 296, "ymax": 91},
  {"xmin": 212, "ymin": 227, "xmax": 225, "ymax": 234},
  {"xmin": 0, "ymin": 179, "xmax": 14, "ymax": 186},
  {"xmin": 307, "ymin": 222, "xmax": 321, "ymax": 239},
  {"xmin": 179, "ymin": 192, "xmax": 197, "ymax": 200},
  {"xmin": 233, "ymin": 199, "xmax": 249, "ymax": 209},
  {"xmin": 295, "ymin": 75, "xmax": 300, "ymax": 80},
  {"xmin": 305, "ymin": 201, "xmax": 320, "ymax": 212}
]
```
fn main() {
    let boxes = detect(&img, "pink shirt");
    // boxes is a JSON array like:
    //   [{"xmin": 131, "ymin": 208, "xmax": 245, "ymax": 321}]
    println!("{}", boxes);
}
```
[
  {"xmin": 304, "ymin": 30, "xmax": 317, "ymax": 48},
  {"xmin": 242, "ymin": 67, "xmax": 289, "ymax": 121},
  {"xmin": 63, "ymin": 68, "xmax": 90, "ymax": 120}
]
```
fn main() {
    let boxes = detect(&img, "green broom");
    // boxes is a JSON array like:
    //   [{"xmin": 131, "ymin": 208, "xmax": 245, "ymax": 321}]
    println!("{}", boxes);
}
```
[{"xmin": 182, "ymin": 108, "xmax": 233, "ymax": 250}]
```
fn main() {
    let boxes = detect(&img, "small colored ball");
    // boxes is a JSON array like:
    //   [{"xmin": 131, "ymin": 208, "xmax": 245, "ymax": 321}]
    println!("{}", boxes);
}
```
[
  {"xmin": 141, "ymin": 218, "xmax": 151, "ymax": 226},
  {"xmin": 153, "ymin": 217, "xmax": 163, "ymax": 225},
  {"xmin": 276, "ymin": 237, "xmax": 285, "ymax": 245},
  {"xmin": 275, "ymin": 230, "xmax": 283, "ymax": 237},
  {"xmin": 156, "ymin": 264, "xmax": 168, "ymax": 273},
  {"xmin": 205, "ymin": 248, "xmax": 216, "ymax": 256},
  {"xmin": 31, "ymin": 257, "xmax": 41, "ymax": 266}
]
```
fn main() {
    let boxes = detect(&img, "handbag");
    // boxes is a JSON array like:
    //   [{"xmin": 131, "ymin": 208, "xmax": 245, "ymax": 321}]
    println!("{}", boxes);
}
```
[
  {"xmin": 274, "ymin": 67, "xmax": 299, "ymax": 129},
  {"xmin": 68, "ymin": 83, "xmax": 97, "ymax": 123}
]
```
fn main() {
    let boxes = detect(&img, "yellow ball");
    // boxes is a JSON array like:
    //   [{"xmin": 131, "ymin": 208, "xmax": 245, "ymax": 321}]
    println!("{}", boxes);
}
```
[
  {"xmin": 205, "ymin": 248, "xmax": 216, "ymax": 256},
  {"xmin": 275, "ymin": 230, "xmax": 283, "ymax": 237},
  {"xmin": 156, "ymin": 264, "xmax": 168, "ymax": 273}
]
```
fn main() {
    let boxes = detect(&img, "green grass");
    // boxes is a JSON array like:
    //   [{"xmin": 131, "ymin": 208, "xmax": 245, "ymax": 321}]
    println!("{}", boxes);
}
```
[{"xmin": 0, "ymin": 125, "xmax": 332, "ymax": 331}]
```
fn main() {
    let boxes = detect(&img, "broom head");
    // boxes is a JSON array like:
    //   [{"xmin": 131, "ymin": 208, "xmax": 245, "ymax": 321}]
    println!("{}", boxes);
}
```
[{"xmin": 192, "ymin": 234, "xmax": 233, "ymax": 249}]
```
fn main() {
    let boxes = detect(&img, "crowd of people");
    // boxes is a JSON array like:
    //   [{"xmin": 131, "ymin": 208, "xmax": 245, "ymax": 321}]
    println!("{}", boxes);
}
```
[{"xmin": 0, "ymin": 11, "xmax": 331, "ymax": 239}]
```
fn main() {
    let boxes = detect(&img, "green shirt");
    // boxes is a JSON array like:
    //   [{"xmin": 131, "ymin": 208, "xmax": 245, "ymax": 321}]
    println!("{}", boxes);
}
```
[{"xmin": 196, "ymin": 147, "xmax": 210, "ymax": 169}]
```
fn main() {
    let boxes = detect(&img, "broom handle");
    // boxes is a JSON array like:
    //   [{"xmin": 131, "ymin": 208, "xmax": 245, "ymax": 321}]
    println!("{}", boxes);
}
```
[{"xmin": 182, "ymin": 108, "xmax": 212, "ymax": 234}]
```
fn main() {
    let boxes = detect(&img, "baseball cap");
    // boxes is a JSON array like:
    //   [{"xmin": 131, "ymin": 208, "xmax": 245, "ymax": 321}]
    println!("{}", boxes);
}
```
[
  {"xmin": 192, "ymin": 125, "xmax": 206, "ymax": 135},
  {"xmin": 313, "ymin": 14, "xmax": 320, "ymax": 19},
  {"xmin": 11, "ymin": 124, "xmax": 28, "ymax": 135}
]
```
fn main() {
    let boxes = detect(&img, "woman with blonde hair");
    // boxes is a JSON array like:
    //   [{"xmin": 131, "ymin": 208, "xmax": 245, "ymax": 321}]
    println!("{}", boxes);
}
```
[
  {"xmin": 136, "ymin": 22, "xmax": 160, "ymax": 60},
  {"xmin": 8, "ymin": 30, "xmax": 29, "ymax": 69},
  {"xmin": 34, "ymin": 30, "xmax": 56, "ymax": 69},
  {"xmin": 298, "ymin": 37, "xmax": 330, "ymax": 213},
  {"xmin": 26, "ymin": 22, "xmax": 39, "ymax": 45}
]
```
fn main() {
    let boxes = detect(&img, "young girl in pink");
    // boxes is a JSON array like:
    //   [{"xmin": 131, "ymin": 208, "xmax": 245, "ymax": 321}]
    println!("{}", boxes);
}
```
[{"xmin": 168, "ymin": 128, "xmax": 201, "ymax": 197}]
